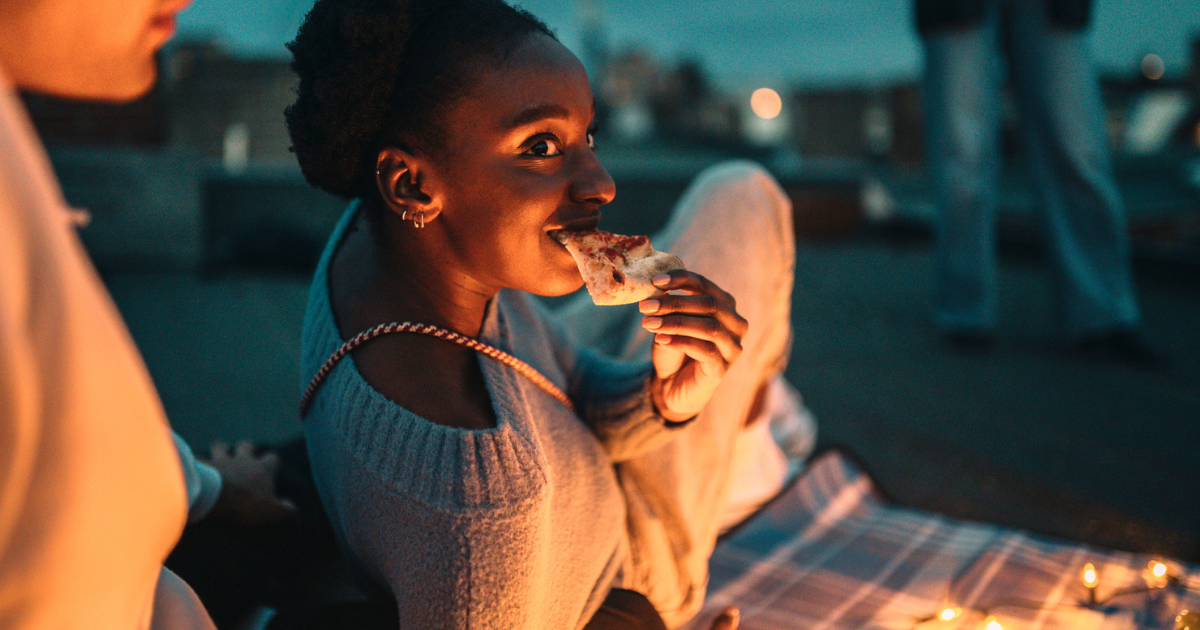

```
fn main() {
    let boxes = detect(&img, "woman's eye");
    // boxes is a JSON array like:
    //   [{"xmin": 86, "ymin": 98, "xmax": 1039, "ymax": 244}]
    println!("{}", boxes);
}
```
[{"xmin": 527, "ymin": 138, "xmax": 562, "ymax": 157}]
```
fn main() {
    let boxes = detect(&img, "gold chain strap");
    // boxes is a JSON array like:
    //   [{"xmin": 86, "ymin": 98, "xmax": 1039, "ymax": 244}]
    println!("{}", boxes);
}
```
[{"xmin": 299, "ymin": 322, "xmax": 574, "ymax": 418}]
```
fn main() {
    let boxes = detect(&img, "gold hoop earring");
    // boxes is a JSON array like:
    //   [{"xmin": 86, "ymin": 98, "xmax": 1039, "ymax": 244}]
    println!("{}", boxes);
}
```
[
  {"xmin": 414, "ymin": 212, "xmax": 426, "ymax": 229},
  {"xmin": 400, "ymin": 210, "xmax": 409, "ymax": 221}
]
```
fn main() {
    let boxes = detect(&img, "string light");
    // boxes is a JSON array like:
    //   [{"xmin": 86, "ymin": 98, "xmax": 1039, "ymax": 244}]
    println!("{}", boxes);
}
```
[
  {"xmin": 909, "ymin": 558, "xmax": 1197, "ymax": 630},
  {"xmin": 1082, "ymin": 562, "xmax": 1098, "ymax": 586},
  {"xmin": 939, "ymin": 607, "xmax": 960, "ymax": 621},
  {"xmin": 1082, "ymin": 562, "xmax": 1098, "ymax": 606},
  {"xmin": 1147, "ymin": 561, "xmax": 1174, "ymax": 589}
]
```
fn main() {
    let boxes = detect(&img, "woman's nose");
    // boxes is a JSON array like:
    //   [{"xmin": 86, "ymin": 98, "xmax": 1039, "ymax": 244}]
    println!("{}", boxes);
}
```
[{"xmin": 569, "ymin": 149, "xmax": 616, "ymax": 206}]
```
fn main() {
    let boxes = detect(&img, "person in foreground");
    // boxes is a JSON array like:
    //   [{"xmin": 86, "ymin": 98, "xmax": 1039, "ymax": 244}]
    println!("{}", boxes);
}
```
[
  {"xmin": 287, "ymin": 0, "xmax": 797, "ymax": 627},
  {"xmin": 0, "ymin": 0, "xmax": 221, "ymax": 627},
  {"xmin": 0, "ymin": 0, "xmax": 303, "ymax": 627}
]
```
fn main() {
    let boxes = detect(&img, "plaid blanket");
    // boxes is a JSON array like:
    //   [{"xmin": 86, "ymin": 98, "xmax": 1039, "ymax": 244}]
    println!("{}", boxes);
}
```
[{"xmin": 682, "ymin": 449, "xmax": 1199, "ymax": 630}]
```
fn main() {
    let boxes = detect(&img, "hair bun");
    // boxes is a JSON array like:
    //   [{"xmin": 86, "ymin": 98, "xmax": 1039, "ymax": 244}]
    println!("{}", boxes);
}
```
[
  {"xmin": 286, "ymin": 0, "xmax": 554, "ymax": 201},
  {"xmin": 285, "ymin": 0, "xmax": 417, "ymax": 198}
]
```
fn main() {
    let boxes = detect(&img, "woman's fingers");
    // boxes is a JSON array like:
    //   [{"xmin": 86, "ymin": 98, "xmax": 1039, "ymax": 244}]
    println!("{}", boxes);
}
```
[
  {"xmin": 643, "ymin": 313, "xmax": 743, "ymax": 365},
  {"xmin": 640, "ymin": 270, "xmax": 747, "ymax": 364},
  {"xmin": 640, "ymin": 292, "xmax": 748, "ymax": 340},
  {"xmin": 651, "ymin": 271, "xmax": 736, "ymax": 306}
]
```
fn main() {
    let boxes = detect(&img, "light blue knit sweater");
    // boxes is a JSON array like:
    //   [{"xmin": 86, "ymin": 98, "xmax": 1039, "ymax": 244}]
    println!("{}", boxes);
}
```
[{"xmin": 301, "ymin": 203, "xmax": 686, "ymax": 629}]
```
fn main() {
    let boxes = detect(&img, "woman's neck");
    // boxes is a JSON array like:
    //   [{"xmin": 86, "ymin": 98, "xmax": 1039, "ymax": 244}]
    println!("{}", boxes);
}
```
[{"xmin": 332, "ymin": 211, "xmax": 495, "ymax": 339}]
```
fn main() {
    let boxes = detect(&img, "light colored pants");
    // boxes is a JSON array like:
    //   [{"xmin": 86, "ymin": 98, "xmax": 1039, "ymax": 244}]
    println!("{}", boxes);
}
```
[
  {"xmin": 922, "ymin": 0, "xmax": 1139, "ymax": 339},
  {"xmin": 558, "ymin": 161, "xmax": 795, "ymax": 627}
]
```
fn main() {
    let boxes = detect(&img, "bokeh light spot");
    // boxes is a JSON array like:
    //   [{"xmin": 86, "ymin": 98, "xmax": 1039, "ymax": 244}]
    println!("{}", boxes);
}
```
[
  {"xmin": 750, "ymin": 87, "xmax": 783, "ymax": 120},
  {"xmin": 1141, "ymin": 53, "xmax": 1165, "ymax": 80}
]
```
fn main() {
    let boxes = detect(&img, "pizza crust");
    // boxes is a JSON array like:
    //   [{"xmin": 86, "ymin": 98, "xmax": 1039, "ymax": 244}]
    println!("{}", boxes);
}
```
[{"xmin": 552, "ymin": 229, "xmax": 685, "ymax": 305}]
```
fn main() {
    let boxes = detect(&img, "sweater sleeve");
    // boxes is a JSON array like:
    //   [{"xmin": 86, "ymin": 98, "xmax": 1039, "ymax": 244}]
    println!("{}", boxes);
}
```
[
  {"xmin": 171, "ymin": 432, "xmax": 223, "ymax": 523},
  {"xmin": 515, "ymin": 292, "xmax": 693, "ymax": 462}
]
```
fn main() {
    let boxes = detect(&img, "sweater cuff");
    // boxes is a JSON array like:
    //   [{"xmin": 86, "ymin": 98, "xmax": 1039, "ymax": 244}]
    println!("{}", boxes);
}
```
[
  {"xmin": 590, "ymin": 376, "xmax": 693, "ymax": 462},
  {"xmin": 171, "ymin": 432, "xmax": 225, "ymax": 523},
  {"xmin": 188, "ymin": 461, "xmax": 224, "ymax": 523}
]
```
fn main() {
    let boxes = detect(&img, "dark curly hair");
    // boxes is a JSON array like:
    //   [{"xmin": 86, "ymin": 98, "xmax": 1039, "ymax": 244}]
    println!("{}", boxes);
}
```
[{"xmin": 285, "ymin": 0, "xmax": 555, "ymax": 200}]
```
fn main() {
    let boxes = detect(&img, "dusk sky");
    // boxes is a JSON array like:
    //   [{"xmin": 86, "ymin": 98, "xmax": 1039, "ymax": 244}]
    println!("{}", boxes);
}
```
[{"xmin": 176, "ymin": 0, "xmax": 1200, "ymax": 90}]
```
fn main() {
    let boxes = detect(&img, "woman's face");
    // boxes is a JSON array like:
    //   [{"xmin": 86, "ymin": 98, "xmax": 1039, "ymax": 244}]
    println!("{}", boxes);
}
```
[{"xmin": 428, "ymin": 32, "xmax": 616, "ymax": 298}]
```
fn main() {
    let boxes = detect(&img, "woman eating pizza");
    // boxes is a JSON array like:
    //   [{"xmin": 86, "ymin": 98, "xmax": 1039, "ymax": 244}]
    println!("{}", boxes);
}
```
[{"xmin": 285, "ymin": 0, "xmax": 801, "ymax": 627}]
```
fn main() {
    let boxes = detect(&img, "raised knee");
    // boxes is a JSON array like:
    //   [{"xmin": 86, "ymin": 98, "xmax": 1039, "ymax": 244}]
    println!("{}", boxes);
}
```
[{"xmin": 694, "ymin": 160, "xmax": 791, "ymax": 221}]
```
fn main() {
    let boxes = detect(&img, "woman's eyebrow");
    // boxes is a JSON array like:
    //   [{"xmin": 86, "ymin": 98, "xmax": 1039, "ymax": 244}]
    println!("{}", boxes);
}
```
[{"xmin": 503, "ymin": 103, "xmax": 571, "ymax": 130}]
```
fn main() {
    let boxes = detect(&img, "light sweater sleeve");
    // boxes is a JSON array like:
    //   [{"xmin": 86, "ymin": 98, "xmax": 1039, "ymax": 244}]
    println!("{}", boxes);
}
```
[
  {"xmin": 513, "ymin": 292, "xmax": 693, "ymax": 462},
  {"xmin": 171, "ymin": 433, "xmax": 223, "ymax": 523}
]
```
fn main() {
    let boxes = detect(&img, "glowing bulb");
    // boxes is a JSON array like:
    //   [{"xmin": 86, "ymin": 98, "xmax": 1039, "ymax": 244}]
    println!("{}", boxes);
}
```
[
  {"xmin": 750, "ymin": 88, "xmax": 783, "ymax": 120},
  {"xmin": 940, "ymin": 607, "xmax": 960, "ymax": 621},
  {"xmin": 1141, "ymin": 54, "xmax": 1165, "ymax": 80},
  {"xmin": 984, "ymin": 615, "xmax": 1004, "ymax": 630},
  {"xmin": 1082, "ymin": 563, "xmax": 1098, "ymax": 587},
  {"xmin": 1146, "ymin": 560, "xmax": 1171, "ymax": 588}
]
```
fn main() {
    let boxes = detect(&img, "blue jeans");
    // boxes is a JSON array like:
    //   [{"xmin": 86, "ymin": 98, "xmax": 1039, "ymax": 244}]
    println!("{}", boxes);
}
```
[{"xmin": 921, "ymin": 0, "xmax": 1139, "ymax": 339}]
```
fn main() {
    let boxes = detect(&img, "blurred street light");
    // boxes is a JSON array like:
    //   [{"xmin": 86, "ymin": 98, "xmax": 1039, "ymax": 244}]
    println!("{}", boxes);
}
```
[{"xmin": 751, "ymin": 87, "xmax": 782, "ymax": 119}]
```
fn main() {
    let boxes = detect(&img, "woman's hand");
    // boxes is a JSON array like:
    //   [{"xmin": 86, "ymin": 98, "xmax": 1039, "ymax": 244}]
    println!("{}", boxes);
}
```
[{"xmin": 639, "ymin": 271, "xmax": 748, "ymax": 422}]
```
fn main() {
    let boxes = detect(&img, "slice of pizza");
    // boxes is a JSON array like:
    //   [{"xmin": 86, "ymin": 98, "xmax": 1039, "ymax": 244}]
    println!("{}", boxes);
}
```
[{"xmin": 552, "ymin": 229, "xmax": 685, "ymax": 305}]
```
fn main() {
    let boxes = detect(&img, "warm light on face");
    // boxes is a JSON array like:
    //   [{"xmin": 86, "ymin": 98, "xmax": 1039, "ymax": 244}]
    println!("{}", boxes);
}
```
[
  {"xmin": 939, "ymin": 607, "xmax": 960, "ymax": 621},
  {"xmin": 750, "ymin": 87, "xmax": 783, "ymax": 120},
  {"xmin": 1141, "ymin": 54, "xmax": 1165, "ymax": 80},
  {"xmin": 1082, "ymin": 563, "xmax": 1098, "ymax": 587}
]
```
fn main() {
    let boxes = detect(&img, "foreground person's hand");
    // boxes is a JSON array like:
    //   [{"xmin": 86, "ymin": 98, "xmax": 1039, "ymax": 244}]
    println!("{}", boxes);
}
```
[
  {"xmin": 639, "ymin": 270, "xmax": 748, "ymax": 422},
  {"xmin": 204, "ymin": 440, "xmax": 297, "ymax": 526}
]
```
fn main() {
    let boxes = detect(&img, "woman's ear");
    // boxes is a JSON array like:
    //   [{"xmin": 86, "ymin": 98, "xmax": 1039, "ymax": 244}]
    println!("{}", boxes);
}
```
[{"xmin": 375, "ymin": 147, "xmax": 442, "ymax": 225}]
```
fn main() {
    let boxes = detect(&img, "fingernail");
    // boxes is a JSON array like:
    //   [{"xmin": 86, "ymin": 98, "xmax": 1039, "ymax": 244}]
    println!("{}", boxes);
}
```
[
  {"xmin": 652, "ymin": 274, "xmax": 671, "ymax": 287},
  {"xmin": 654, "ymin": 333, "xmax": 672, "ymax": 344},
  {"xmin": 642, "ymin": 316, "xmax": 663, "ymax": 330},
  {"xmin": 639, "ymin": 299, "xmax": 660, "ymax": 313}
]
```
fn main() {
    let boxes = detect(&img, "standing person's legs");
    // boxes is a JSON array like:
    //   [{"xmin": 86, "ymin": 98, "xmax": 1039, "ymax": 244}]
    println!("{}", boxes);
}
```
[
  {"xmin": 557, "ymin": 161, "xmax": 795, "ymax": 627},
  {"xmin": 922, "ymin": 14, "xmax": 1004, "ymax": 336},
  {"xmin": 1004, "ymin": 0, "xmax": 1140, "ymax": 340}
]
